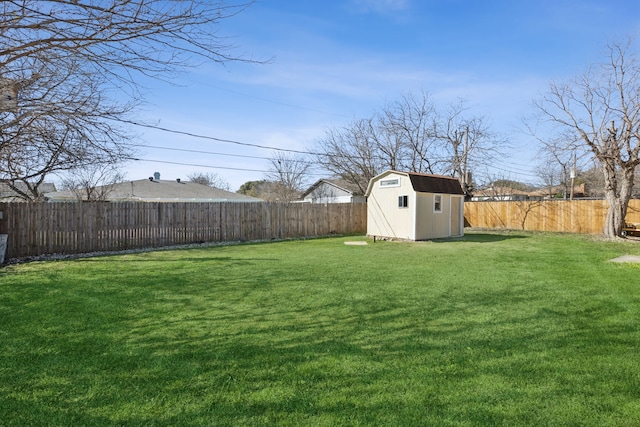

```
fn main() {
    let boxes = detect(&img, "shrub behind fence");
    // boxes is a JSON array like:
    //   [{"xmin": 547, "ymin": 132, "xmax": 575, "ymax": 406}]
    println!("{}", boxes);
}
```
[{"xmin": 0, "ymin": 201, "xmax": 367, "ymax": 260}]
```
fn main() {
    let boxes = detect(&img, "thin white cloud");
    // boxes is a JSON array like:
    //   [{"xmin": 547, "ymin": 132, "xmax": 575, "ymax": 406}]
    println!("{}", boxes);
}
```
[{"xmin": 214, "ymin": 49, "xmax": 461, "ymax": 102}]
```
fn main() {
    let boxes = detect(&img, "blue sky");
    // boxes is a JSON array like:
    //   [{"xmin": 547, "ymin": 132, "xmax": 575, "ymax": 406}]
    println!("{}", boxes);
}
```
[{"xmin": 127, "ymin": 0, "xmax": 640, "ymax": 191}]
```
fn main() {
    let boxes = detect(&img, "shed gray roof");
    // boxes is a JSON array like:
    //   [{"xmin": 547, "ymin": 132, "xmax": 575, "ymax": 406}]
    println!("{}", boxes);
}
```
[
  {"xmin": 407, "ymin": 173, "xmax": 464, "ymax": 195},
  {"xmin": 365, "ymin": 170, "xmax": 464, "ymax": 196}
]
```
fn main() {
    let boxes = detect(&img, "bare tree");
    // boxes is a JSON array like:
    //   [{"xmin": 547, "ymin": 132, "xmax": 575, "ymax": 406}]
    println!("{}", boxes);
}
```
[
  {"xmin": 580, "ymin": 162, "xmax": 606, "ymax": 198},
  {"xmin": 60, "ymin": 164, "xmax": 125, "ymax": 201},
  {"xmin": 314, "ymin": 93, "xmax": 439, "ymax": 193},
  {"xmin": 536, "ymin": 159, "xmax": 565, "ymax": 198},
  {"xmin": 265, "ymin": 152, "xmax": 311, "ymax": 202},
  {"xmin": 314, "ymin": 92, "xmax": 505, "ymax": 195},
  {"xmin": 533, "ymin": 39, "xmax": 640, "ymax": 238},
  {"xmin": 1, "ymin": 57, "xmax": 135, "ymax": 200},
  {"xmin": 532, "ymin": 137, "xmax": 576, "ymax": 198},
  {"xmin": 377, "ymin": 91, "xmax": 438, "ymax": 174},
  {"xmin": 0, "ymin": 0, "xmax": 258, "ymax": 200},
  {"xmin": 0, "ymin": 1, "xmax": 256, "ymax": 85},
  {"xmin": 314, "ymin": 119, "xmax": 388, "ymax": 194},
  {"xmin": 434, "ymin": 99, "xmax": 505, "ymax": 195},
  {"xmin": 187, "ymin": 172, "xmax": 230, "ymax": 191},
  {"xmin": 525, "ymin": 116, "xmax": 587, "ymax": 200}
]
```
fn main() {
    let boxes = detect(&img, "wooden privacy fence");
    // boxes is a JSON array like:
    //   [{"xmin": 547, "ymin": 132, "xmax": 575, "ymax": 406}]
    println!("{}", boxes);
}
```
[
  {"xmin": 464, "ymin": 199, "xmax": 640, "ymax": 234},
  {"xmin": 0, "ymin": 201, "xmax": 367, "ymax": 261}
]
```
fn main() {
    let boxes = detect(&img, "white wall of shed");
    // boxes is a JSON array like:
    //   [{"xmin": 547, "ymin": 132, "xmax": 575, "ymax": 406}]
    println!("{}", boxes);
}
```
[
  {"xmin": 366, "ymin": 173, "xmax": 415, "ymax": 240},
  {"xmin": 414, "ymin": 193, "xmax": 449, "ymax": 240}
]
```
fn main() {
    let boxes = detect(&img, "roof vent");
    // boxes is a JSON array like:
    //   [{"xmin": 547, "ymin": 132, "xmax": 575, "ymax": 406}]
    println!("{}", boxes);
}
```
[
  {"xmin": 148, "ymin": 177, "xmax": 153, "ymax": 181},
  {"xmin": 176, "ymin": 178, "xmax": 181, "ymax": 183},
  {"xmin": 153, "ymin": 172, "xmax": 160, "ymax": 180}
]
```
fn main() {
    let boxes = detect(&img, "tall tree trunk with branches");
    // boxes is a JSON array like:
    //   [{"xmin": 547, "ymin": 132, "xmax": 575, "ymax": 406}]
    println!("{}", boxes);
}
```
[
  {"xmin": 534, "ymin": 39, "xmax": 640, "ymax": 238},
  {"xmin": 601, "ymin": 132, "xmax": 638, "ymax": 237}
]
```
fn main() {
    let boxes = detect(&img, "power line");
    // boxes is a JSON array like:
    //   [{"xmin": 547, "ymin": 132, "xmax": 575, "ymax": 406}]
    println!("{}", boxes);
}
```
[
  {"xmin": 132, "ymin": 143, "xmax": 308, "ymax": 162},
  {"xmin": 128, "ymin": 157, "xmax": 269, "ymax": 173},
  {"xmin": 122, "ymin": 120, "xmax": 317, "ymax": 155},
  {"xmin": 124, "ymin": 120, "xmax": 540, "ymax": 181},
  {"xmin": 133, "ymin": 146, "xmax": 539, "ymax": 181},
  {"xmin": 128, "ymin": 157, "xmax": 328, "ymax": 177},
  {"xmin": 132, "ymin": 144, "xmax": 268, "ymax": 160},
  {"xmin": 472, "ymin": 160, "xmax": 540, "ymax": 179}
]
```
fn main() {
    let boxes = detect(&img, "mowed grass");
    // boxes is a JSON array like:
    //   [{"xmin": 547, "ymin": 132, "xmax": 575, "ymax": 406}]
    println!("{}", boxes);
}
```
[{"xmin": 1, "ymin": 232, "xmax": 640, "ymax": 426}]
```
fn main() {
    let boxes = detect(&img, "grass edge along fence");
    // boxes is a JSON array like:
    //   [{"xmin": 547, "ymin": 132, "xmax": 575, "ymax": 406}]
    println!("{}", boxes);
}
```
[
  {"xmin": 464, "ymin": 198, "xmax": 640, "ymax": 234},
  {"xmin": 0, "ymin": 201, "xmax": 367, "ymax": 261}
]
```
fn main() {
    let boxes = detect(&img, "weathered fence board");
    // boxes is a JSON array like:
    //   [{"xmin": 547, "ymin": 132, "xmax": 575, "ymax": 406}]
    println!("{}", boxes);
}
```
[
  {"xmin": 464, "ymin": 199, "xmax": 640, "ymax": 234},
  {"xmin": 0, "ymin": 201, "xmax": 367, "ymax": 261}
]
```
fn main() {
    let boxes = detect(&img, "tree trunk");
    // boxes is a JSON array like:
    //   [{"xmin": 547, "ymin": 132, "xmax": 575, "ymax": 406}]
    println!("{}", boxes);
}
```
[
  {"xmin": 602, "ymin": 162, "xmax": 635, "ymax": 238},
  {"xmin": 603, "ymin": 194, "xmax": 625, "ymax": 238}
]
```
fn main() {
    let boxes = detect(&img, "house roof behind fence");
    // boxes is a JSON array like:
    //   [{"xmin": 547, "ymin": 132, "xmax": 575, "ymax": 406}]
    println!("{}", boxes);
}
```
[
  {"xmin": 45, "ymin": 179, "xmax": 261, "ymax": 202},
  {"xmin": 0, "ymin": 182, "xmax": 57, "ymax": 200},
  {"xmin": 302, "ymin": 178, "xmax": 364, "ymax": 198}
]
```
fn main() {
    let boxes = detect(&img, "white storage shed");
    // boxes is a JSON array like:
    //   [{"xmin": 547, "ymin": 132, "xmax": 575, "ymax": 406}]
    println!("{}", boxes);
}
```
[{"xmin": 365, "ymin": 170, "xmax": 465, "ymax": 241}]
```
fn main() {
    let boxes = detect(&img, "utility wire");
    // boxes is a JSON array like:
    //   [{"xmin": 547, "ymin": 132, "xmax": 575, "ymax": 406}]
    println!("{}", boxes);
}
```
[
  {"xmin": 471, "ymin": 160, "xmax": 540, "ymax": 179},
  {"xmin": 124, "ymin": 120, "xmax": 540, "ymax": 180},
  {"xmin": 128, "ymin": 157, "xmax": 328, "ymax": 177},
  {"xmin": 128, "ymin": 157, "xmax": 269, "ymax": 173},
  {"xmin": 132, "ymin": 143, "xmax": 308, "ymax": 162},
  {"xmin": 122, "ymin": 120, "xmax": 318, "ymax": 155}
]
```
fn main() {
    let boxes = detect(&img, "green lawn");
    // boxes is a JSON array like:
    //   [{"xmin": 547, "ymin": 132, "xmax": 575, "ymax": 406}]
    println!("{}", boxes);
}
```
[{"xmin": 1, "ymin": 231, "xmax": 640, "ymax": 426}]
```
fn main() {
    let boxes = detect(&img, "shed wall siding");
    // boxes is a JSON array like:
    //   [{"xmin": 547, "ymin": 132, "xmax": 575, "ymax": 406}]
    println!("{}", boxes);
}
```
[
  {"xmin": 415, "ymin": 193, "xmax": 451, "ymax": 240},
  {"xmin": 367, "ymin": 174, "xmax": 415, "ymax": 239}
]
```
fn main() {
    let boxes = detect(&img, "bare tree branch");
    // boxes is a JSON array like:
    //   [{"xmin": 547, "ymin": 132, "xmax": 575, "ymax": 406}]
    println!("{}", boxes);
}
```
[
  {"xmin": 265, "ymin": 152, "xmax": 311, "ymax": 202},
  {"xmin": 313, "ymin": 92, "xmax": 506, "ymax": 196},
  {"xmin": 187, "ymin": 171, "xmax": 230, "ymax": 191},
  {"xmin": 0, "ymin": 0, "xmax": 260, "ymax": 200},
  {"xmin": 60, "ymin": 163, "xmax": 125, "ymax": 201}
]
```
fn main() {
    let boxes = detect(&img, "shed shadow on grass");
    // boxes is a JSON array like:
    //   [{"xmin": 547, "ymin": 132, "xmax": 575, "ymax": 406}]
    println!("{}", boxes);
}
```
[{"xmin": 432, "ymin": 233, "xmax": 529, "ymax": 244}]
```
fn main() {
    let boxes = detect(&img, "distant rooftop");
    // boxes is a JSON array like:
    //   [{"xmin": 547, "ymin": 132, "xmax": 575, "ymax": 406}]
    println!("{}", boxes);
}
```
[
  {"xmin": 302, "ymin": 178, "xmax": 365, "ymax": 198},
  {"xmin": 0, "ymin": 182, "xmax": 57, "ymax": 201},
  {"xmin": 45, "ymin": 179, "xmax": 261, "ymax": 202}
]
